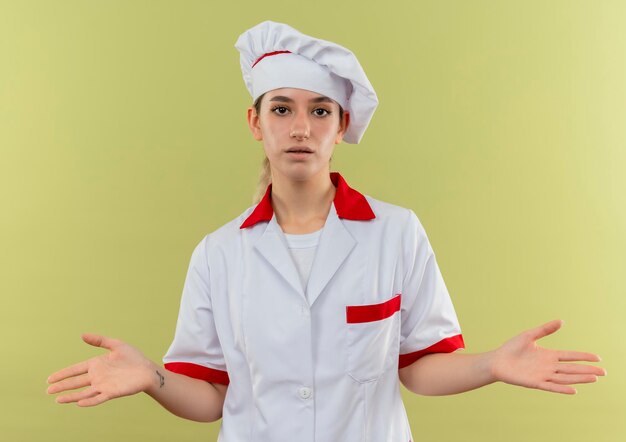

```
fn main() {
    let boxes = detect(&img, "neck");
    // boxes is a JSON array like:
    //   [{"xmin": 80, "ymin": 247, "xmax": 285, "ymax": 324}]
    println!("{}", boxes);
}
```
[{"xmin": 270, "ymin": 169, "xmax": 336, "ymax": 233}]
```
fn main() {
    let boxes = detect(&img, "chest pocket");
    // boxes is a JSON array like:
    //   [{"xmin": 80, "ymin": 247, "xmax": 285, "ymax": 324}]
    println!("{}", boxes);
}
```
[{"xmin": 345, "ymin": 294, "xmax": 401, "ymax": 383}]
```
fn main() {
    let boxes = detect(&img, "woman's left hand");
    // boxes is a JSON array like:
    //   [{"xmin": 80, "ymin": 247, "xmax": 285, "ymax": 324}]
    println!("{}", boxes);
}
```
[{"xmin": 489, "ymin": 319, "xmax": 606, "ymax": 394}]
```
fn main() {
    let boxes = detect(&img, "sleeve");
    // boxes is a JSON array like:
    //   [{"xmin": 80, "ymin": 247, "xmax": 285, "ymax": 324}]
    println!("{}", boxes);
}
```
[
  {"xmin": 162, "ymin": 235, "xmax": 230, "ymax": 385},
  {"xmin": 398, "ymin": 209, "xmax": 465, "ymax": 369}
]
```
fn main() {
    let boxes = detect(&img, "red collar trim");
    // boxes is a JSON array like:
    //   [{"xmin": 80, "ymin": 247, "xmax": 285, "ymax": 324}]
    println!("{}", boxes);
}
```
[{"xmin": 239, "ymin": 172, "xmax": 376, "ymax": 229}]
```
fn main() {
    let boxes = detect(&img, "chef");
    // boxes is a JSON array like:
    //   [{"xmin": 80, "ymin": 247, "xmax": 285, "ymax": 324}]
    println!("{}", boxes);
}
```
[{"xmin": 47, "ymin": 20, "xmax": 606, "ymax": 442}]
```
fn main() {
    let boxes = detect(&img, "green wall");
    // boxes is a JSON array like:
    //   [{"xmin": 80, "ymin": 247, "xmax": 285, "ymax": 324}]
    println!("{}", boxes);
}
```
[{"xmin": 1, "ymin": 1, "xmax": 624, "ymax": 440}]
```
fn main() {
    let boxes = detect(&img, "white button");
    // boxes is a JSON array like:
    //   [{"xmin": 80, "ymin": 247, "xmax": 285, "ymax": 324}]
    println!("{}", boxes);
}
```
[{"xmin": 299, "ymin": 387, "xmax": 312, "ymax": 399}]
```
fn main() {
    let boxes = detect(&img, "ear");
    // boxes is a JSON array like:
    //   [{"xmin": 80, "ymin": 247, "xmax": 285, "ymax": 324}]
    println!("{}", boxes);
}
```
[
  {"xmin": 334, "ymin": 110, "xmax": 350, "ymax": 144},
  {"xmin": 247, "ymin": 106, "xmax": 263, "ymax": 141}
]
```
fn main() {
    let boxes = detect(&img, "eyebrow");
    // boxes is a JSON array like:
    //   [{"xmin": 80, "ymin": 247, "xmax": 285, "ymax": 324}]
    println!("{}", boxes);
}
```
[{"xmin": 268, "ymin": 95, "xmax": 335, "ymax": 104}]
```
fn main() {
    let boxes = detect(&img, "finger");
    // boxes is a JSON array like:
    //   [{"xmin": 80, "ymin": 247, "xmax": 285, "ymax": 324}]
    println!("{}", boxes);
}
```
[
  {"xmin": 47, "ymin": 360, "xmax": 88, "ymax": 384},
  {"xmin": 81, "ymin": 333, "xmax": 119, "ymax": 351},
  {"xmin": 47, "ymin": 373, "xmax": 91, "ymax": 394},
  {"xmin": 56, "ymin": 387, "xmax": 99, "ymax": 404},
  {"xmin": 549, "ymin": 373, "xmax": 599, "ymax": 385},
  {"xmin": 537, "ymin": 381, "xmax": 576, "ymax": 395},
  {"xmin": 78, "ymin": 392, "xmax": 110, "ymax": 407},
  {"xmin": 527, "ymin": 319, "xmax": 563, "ymax": 341},
  {"xmin": 557, "ymin": 351, "xmax": 601, "ymax": 362},
  {"xmin": 556, "ymin": 363, "xmax": 607, "ymax": 376}
]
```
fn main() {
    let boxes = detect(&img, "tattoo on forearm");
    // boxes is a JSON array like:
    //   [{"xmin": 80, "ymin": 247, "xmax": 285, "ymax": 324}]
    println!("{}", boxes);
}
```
[{"xmin": 156, "ymin": 370, "xmax": 165, "ymax": 388}]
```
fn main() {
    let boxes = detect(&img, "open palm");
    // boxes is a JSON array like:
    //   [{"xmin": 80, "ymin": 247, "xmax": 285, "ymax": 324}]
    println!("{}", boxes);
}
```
[
  {"xmin": 490, "ymin": 320, "xmax": 605, "ymax": 394},
  {"xmin": 47, "ymin": 333, "xmax": 154, "ymax": 407}
]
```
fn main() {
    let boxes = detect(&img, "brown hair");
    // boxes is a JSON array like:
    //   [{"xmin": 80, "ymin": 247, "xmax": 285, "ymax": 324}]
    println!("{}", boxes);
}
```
[{"xmin": 251, "ymin": 93, "xmax": 344, "ymax": 204}]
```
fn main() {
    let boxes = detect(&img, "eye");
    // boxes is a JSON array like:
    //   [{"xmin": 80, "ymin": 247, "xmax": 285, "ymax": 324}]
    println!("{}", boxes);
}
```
[
  {"xmin": 270, "ymin": 106, "xmax": 289, "ymax": 115},
  {"xmin": 314, "ymin": 108, "xmax": 331, "ymax": 117}
]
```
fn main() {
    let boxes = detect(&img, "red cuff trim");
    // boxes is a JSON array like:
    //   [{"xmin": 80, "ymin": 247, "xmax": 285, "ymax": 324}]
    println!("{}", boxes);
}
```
[
  {"xmin": 346, "ymin": 294, "xmax": 401, "ymax": 323},
  {"xmin": 164, "ymin": 362, "xmax": 230, "ymax": 385},
  {"xmin": 398, "ymin": 334, "xmax": 465, "ymax": 369}
]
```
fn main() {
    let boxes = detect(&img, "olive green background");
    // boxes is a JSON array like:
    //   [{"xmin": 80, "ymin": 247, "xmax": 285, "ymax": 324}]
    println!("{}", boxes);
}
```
[{"xmin": 1, "ymin": 0, "xmax": 624, "ymax": 441}]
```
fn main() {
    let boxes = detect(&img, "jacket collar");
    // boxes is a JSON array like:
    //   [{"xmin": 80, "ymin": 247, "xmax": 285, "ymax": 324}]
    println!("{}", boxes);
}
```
[{"xmin": 240, "ymin": 172, "xmax": 375, "ymax": 229}]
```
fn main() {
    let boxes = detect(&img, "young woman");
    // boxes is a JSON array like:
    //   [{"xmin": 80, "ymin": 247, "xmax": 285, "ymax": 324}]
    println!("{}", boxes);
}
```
[{"xmin": 47, "ymin": 21, "xmax": 605, "ymax": 441}]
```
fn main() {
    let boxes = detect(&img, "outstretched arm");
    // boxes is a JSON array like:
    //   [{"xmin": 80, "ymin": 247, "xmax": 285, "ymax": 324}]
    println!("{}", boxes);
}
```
[
  {"xmin": 47, "ymin": 333, "xmax": 227, "ymax": 422},
  {"xmin": 398, "ymin": 320, "xmax": 606, "ymax": 396}
]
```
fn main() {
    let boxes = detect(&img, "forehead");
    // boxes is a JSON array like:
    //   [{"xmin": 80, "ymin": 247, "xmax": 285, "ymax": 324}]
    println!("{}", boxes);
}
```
[{"xmin": 264, "ymin": 88, "xmax": 338, "ymax": 106}]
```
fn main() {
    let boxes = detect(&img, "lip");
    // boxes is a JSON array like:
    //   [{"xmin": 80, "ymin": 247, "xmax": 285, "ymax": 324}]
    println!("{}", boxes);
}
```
[
  {"xmin": 286, "ymin": 151, "xmax": 313, "ymax": 160},
  {"xmin": 285, "ymin": 146, "xmax": 313, "ymax": 153}
]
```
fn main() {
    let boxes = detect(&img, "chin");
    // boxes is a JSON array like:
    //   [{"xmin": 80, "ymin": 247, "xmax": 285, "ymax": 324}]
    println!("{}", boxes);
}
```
[{"xmin": 279, "ymin": 167, "xmax": 320, "ymax": 182}]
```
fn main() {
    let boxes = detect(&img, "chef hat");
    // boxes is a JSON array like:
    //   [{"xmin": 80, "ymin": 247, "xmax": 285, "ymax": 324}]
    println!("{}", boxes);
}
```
[{"xmin": 234, "ymin": 20, "xmax": 378, "ymax": 144}]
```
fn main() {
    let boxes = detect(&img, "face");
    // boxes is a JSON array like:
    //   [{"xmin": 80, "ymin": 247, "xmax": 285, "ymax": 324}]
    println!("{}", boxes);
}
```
[{"xmin": 247, "ymin": 87, "xmax": 350, "ymax": 182}]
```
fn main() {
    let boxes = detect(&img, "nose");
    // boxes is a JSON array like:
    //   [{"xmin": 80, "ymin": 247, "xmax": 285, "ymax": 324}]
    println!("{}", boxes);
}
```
[{"xmin": 289, "ymin": 111, "xmax": 310, "ymax": 140}]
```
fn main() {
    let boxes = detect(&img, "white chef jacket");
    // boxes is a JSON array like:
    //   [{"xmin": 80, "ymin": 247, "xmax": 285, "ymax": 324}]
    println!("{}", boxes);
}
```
[{"xmin": 163, "ymin": 172, "xmax": 464, "ymax": 442}]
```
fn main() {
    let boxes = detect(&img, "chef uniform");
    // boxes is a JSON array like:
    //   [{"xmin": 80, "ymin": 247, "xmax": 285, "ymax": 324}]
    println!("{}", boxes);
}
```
[{"xmin": 163, "ymin": 21, "xmax": 464, "ymax": 442}]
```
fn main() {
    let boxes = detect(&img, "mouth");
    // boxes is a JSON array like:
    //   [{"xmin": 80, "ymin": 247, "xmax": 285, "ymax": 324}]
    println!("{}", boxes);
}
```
[{"xmin": 285, "ymin": 147, "xmax": 313, "ymax": 153}]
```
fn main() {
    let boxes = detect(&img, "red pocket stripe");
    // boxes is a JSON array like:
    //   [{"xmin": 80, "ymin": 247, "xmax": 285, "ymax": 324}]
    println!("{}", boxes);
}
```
[{"xmin": 346, "ymin": 294, "xmax": 401, "ymax": 323}]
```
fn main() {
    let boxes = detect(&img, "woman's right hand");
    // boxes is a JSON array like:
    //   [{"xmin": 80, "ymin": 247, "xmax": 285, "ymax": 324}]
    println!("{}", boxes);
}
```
[{"xmin": 47, "ymin": 333, "xmax": 156, "ymax": 407}]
